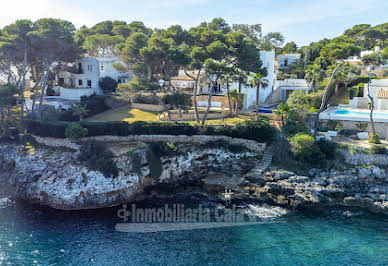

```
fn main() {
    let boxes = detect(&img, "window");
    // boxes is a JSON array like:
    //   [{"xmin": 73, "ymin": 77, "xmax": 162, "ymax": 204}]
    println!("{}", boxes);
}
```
[
  {"xmin": 87, "ymin": 65, "xmax": 93, "ymax": 72},
  {"xmin": 87, "ymin": 80, "xmax": 92, "ymax": 87},
  {"xmin": 118, "ymin": 79, "xmax": 122, "ymax": 84},
  {"xmin": 78, "ymin": 79, "xmax": 83, "ymax": 86},
  {"xmin": 78, "ymin": 63, "xmax": 83, "ymax": 74},
  {"xmin": 100, "ymin": 65, "xmax": 104, "ymax": 71}
]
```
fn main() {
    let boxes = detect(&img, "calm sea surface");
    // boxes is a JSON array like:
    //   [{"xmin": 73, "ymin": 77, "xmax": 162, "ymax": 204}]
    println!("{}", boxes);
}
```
[{"xmin": 0, "ymin": 198, "xmax": 387, "ymax": 265}]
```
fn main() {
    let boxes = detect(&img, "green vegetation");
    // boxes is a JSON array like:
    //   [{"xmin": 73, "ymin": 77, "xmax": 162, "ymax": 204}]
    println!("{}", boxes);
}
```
[
  {"xmin": 368, "ymin": 133, "xmax": 381, "ymax": 144},
  {"xmin": 78, "ymin": 140, "xmax": 119, "ymax": 177},
  {"xmin": 65, "ymin": 123, "xmax": 88, "ymax": 140},
  {"xmin": 370, "ymin": 144, "xmax": 387, "ymax": 154},
  {"xmin": 27, "ymin": 118, "xmax": 275, "ymax": 143},
  {"xmin": 99, "ymin": 76, "xmax": 118, "ymax": 94}
]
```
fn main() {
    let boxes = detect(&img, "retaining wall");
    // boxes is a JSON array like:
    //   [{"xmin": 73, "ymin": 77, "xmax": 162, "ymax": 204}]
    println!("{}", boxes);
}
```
[{"xmin": 32, "ymin": 135, "xmax": 266, "ymax": 153}]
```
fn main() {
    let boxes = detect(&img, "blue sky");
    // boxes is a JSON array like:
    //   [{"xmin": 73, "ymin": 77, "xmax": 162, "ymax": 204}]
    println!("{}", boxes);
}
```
[{"xmin": 1, "ymin": 0, "xmax": 387, "ymax": 46}]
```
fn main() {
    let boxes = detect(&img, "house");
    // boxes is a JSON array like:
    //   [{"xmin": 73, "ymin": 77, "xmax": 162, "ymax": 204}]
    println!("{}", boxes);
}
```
[
  {"xmin": 348, "ymin": 79, "xmax": 388, "ymax": 111},
  {"xmin": 171, "ymin": 51, "xmax": 276, "ymax": 110},
  {"xmin": 55, "ymin": 56, "xmax": 131, "ymax": 101},
  {"xmin": 276, "ymin": 79, "xmax": 311, "ymax": 102},
  {"xmin": 241, "ymin": 51, "xmax": 276, "ymax": 109},
  {"xmin": 278, "ymin": 54, "xmax": 301, "ymax": 68}
]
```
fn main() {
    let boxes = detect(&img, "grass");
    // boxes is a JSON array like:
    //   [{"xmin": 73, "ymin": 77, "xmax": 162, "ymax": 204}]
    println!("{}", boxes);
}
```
[
  {"xmin": 85, "ymin": 105, "xmax": 253, "ymax": 126},
  {"xmin": 84, "ymin": 106, "xmax": 160, "ymax": 123},
  {"xmin": 188, "ymin": 115, "xmax": 251, "ymax": 125}
]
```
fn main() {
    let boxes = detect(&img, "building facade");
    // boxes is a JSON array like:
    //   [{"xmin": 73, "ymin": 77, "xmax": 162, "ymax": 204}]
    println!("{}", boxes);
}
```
[
  {"xmin": 348, "ymin": 79, "xmax": 388, "ymax": 111},
  {"xmin": 278, "ymin": 54, "xmax": 301, "ymax": 68},
  {"xmin": 171, "ymin": 51, "xmax": 276, "ymax": 110},
  {"xmin": 55, "ymin": 56, "xmax": 131, "ymax": 100}
]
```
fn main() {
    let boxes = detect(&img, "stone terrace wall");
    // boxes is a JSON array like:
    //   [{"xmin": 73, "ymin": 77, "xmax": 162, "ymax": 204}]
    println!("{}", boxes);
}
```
[
  {"xmin": 32, "ymin": 135, "xmax": 266, "ymax": 153},
  {"xmin": 339, "ymin": 149, "xmax": 388, "ymax": 166}
]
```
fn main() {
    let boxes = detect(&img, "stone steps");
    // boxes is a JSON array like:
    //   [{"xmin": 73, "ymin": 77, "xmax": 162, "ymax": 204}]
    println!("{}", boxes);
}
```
[{"xmin": 244, "ymin": 148, "xmax": 273, "ymax": 181}]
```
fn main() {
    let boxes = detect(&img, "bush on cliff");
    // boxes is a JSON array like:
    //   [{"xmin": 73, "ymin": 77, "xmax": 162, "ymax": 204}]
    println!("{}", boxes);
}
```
[
  {"xmin": 283, "ymin": 120, "xmax": 310, "ymax": 138},
  {"xmin": 78, "ymin": 140, "xmax": 118, "ymax": 177},
  {"xmin": 370, "ymin": 144, "xmax": 387, "ymax": 154},
  {"xmin": 65, "ymin": 123, "xmax": 88, "ymax": 140},
  {"xmin": 368, "ymin": 133, "xmax": 381, "ymax": 144},
  {"xmin": 290, "ymin": 133, "xmax": 325, "ymax": 165}
]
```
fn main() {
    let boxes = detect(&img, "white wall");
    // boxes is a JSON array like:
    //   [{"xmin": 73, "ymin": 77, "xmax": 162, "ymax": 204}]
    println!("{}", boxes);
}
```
[
  {"xmin": 363, "ymin": 79, "xmax": 388, "ymax": 98},
  {"xmin": 241, "ymin": 51, "xmax": 276, "ymax": 109},
  {"xmin": 59, "ymin": 87, "xmax": 96, "ymax": 101}
]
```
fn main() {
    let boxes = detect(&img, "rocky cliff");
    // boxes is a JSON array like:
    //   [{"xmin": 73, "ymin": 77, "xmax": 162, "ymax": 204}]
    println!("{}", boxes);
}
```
[
  {"xmin": 0, "ymin": 143, "xmax": 257, "ymax": 210},
  {"xmin": 1, "ymin": 143, "xmax": 388, "ymax": 215}
]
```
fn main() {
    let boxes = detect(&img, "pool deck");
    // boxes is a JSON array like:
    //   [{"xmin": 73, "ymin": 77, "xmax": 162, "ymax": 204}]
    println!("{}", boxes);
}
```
[{"xmin": 320, "ymin": 106, "xmax": 388, "ymax": 123}]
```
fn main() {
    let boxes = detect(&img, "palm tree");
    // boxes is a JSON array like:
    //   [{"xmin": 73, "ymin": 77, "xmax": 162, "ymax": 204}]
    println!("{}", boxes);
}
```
[
  {"xmin": 273, "ymin": 103, "xmax": 290, "ymax": 124},
  {"xmin": 305, "ymin": 64, "xmax": 324, "ymax": 92},
  {"xmin": 72, "ymin": 103, "xmax": 89, "ymax": 121},
  {"xmin": 249, "ymin": 73, "xmax": 269, "ymax": 118}
]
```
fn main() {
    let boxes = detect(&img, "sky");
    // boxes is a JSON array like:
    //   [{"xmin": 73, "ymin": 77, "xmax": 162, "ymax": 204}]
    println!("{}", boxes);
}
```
[{"xmin": 0, "ymin": 0, "xmax": 387, "ymax": 46}]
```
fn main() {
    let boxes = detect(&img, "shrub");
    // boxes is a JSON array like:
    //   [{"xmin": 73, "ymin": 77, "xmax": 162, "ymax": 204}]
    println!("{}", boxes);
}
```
[
  {"xmin": 65, "ymin": 123, "xmax": 88, "ymax": 140},
  {"xmin": 129, "ymin": 121, "xmax": 199, "ymax": 136},
  {"xmin": 327, "ymin": 120, "xmax": 342, "ymax": 131},
  {"xmin": 27, "ymin": 119, "xmax": 275, "ymax": 143},
  {"xmin": 80, "ymin": 94, "xmax": 110, "ymax": 117},
  {"xmin": 80, "ymin": 121, "xmax": 129, "ymax": 136},
  {"xmin": 370, "ymin": 144, "xmax": 387, "ymax": 154},
  {"xmin": 78, "ymin": 140, "xmax": 118, "ymax": 177},
  {"xmin": 132, "ymin": 94, "xmax": 161, "ymax": 105},
  {"xmin": 27, "ymin": 120, "xmax": 68, "ymax": 138},
  {"xmin": 99, "ymin": 76, "xmax": 118, "ymax": 93},
  {"xmin": 283, "ymin": 120, "xmax": 309, "ymax": 138},
  {"xmin": 368, "ymin": 133, "xmax": 381, "ymax": 144},
  {"xmin": 316, "ymin": 139, "xmax": 336, "ymax": 159},
  {"xmin": 290, "ymin": 133, "xmax": 324, "ymax": 164},
  {"xmin": 148, "ymin": 142, "xmax": 178, "ymax": 157},
  {"xmin": 59, "ymin": 109, "xmax": 80, "ymax": 122},
  {"xmin": 40, "ymin": 106, "xmax": 61, "ymax": 121}
]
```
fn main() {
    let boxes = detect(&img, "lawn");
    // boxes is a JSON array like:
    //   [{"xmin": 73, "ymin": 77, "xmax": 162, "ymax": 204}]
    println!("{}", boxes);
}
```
[
  {"xmin": 85, "ymin": 105, "xmax": 254, "ymax": 125},
  {"xmin": 85, "ymin": 106, "xmax": 160, "ymax": 123},
  {"xmin": 188, "ymin": 115, "xmax": 251, "ymax": 125}
]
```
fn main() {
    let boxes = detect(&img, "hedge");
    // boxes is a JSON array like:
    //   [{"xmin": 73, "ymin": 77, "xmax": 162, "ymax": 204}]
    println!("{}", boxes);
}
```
[{"xmin": 27, "ymin": 119, "xmax": 275, "ymax": 142}]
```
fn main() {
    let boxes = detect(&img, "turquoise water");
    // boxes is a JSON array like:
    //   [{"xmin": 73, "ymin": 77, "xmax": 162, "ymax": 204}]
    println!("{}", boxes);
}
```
[
  {"xmin": 334, "ymin": 108, "xmax": 388, "ymax": 118},
  {"xmin": 0, "ymin": 200, "xmax": 387, "ymax": 265}
]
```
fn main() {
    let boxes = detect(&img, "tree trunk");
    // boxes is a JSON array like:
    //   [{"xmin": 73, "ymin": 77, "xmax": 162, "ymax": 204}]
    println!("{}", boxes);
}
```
[
  {"xmin": 184, "ymin": 68, "xmax": 201, "ymax": 123},
  {"xmin": 19, "ymin": 46, "xmax": 28, "ymax": 122},
  {"xmin": 335, "ymin": 83, "xmax": 339, "ymax": 97},
  {"xmin": 201, "ymin": 80, "xmax": 216, "ymax": 127},
  {"xmin": 237, "ymin": 80, "xmax": 242, "ymax": 112},
  {"xmin": 256, "ymin": 84, "xmax": 260, "ymax": 119},
  {"xmin": 226, "ymin": 81, "xmax": 232, "ymax": 115},
  {"xmin": 367, "ymin": 74, "xmax": 376, "ymax": 135},
  {"xmin": 178, "ymin": 108, "xmax": 182, "ymax": 120},
  {"xmin": 314, "ymin": 62, "xmax": 342, "ymax": 134},
  {"xmin": 37, "ymin": 65, "xmax": 50, "ymax": 118},
  {"xmin": 31, "ymin": 71, "xmax": 45, "ymax": 116}
]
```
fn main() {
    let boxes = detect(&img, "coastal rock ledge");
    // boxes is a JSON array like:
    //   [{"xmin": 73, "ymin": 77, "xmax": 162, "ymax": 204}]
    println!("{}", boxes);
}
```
[{"xmin": 0, "ymin": 144, "xmax": 387, "ymax": 215}]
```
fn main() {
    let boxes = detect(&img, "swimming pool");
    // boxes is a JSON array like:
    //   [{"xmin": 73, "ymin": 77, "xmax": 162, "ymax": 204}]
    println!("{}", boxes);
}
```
[
  {"xmin": 334, "ymin": 109, "xmax": 388, "ymax": 118},
  {"xmin": 320, "ymin": 107, "xmax": 388, "ymax": 122}
]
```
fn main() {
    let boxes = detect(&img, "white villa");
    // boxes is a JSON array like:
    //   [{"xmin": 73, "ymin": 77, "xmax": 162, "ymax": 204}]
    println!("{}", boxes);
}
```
[
  {"xmin": 278, "ymin": 54, "xmax": 301, "ymax": 68},
  {"xmin": 277, "ymin": 79, "xmax": 311, "ymax": 102},
  {"xmin": 171, "ymin": 51, "xmax": 276, "ymax": 110},
  {"xmin": 55, "ymin": 56, "xmax": 131, "ymax": 101},
  {"xmin": 348, "ymin": 79, "xmax": 388, "ymax": 111}
]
